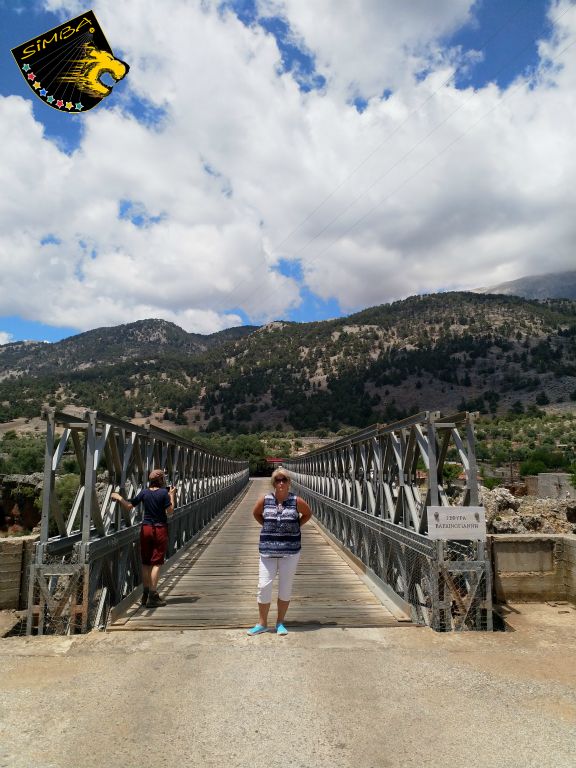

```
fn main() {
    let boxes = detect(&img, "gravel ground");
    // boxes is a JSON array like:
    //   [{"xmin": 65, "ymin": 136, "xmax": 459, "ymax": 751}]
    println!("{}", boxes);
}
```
[{"xmin": 1, "ymin": 603, "xmax": 575, "ymax": 768}]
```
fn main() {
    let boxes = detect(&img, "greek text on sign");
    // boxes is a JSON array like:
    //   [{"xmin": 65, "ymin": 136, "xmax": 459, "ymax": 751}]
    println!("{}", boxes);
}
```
[{"xmin": 427, "ymin": 506, "xmax": 486, "ymax": 541}]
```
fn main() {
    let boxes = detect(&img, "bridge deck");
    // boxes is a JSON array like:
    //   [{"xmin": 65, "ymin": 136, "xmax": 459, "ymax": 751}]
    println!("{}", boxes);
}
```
[{"xmin": 108, "ymin": 478, "xmax": 406, "ymax": 631}]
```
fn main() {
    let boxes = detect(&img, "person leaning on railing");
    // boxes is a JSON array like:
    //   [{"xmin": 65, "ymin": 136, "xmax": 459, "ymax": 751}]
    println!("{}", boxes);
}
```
[
  {"xmin": 248, "ymin": 467, "xmax": 312, "ymax": 636},
  {"xmin": 111, "ymin": 469, "xmax": 175, "ymax": 608}
]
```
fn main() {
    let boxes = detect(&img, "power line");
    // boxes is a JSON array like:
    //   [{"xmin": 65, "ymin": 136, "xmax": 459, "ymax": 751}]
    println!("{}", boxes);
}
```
[
  {"xmin": 302, "ymin": 35, "xmax": 576, "ymax": 277},
  {"xmin": 213, "ymin": 1, "xmax": 544, "ymax": 315},
  {"xmin": 268, "ymin": 0, "xmax": 540, "ymax": 256},
  {"xmin": 282, "ymin": 1, "xmax": 574, "ymax": 264}
]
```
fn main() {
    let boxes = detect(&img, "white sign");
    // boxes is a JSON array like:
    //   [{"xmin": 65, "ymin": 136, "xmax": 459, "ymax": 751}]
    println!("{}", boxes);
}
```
[{"xmin": 427, "ymin": 506, "xmax": 486, "ymax": 541}]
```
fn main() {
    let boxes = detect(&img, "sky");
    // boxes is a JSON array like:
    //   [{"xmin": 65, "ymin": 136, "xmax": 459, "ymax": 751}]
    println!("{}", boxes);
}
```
[{"xmin": 0, "ymin": 0, "xmax": 574, "ymax": 344}]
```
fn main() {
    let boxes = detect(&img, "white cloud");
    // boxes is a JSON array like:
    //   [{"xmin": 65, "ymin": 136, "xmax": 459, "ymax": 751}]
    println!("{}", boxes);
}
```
[
  {"xmin": 0, "ymin": 0, "xmax": 574, "ymax": 335},
  {"xmin": 0, "ymin": 332, "xmax": 14, "ymax": 345},
  {"xmin": 257, "ymin": 0, "xmax": 474, "ymax": 99}
]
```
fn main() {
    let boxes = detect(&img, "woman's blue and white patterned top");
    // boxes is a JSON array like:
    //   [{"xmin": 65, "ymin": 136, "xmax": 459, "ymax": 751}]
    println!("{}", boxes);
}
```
[{"xmin": 259, "ymin": 492, "xmax": 301, "ymax": 557}]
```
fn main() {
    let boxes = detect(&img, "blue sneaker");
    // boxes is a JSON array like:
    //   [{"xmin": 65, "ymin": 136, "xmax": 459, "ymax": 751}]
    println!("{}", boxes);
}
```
[
  {"xmin": 276, "ymin": 623, "xmax": 288, "ymax": 636},
  {"xmin": 247, "ymin": 624, "xmax": 268, "ymax": 636}
]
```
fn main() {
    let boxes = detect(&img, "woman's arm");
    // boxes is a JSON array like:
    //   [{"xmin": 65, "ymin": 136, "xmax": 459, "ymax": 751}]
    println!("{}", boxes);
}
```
[
  {"xmin": 166, "ymin": 487, "xmax": 176, "ymax": 516},
  {"xmin": 111, "ymin": 492, "xmax": 134, "ymax": 512},
  {"xmin": 296, "ymin": 497, "xmax": 312, "ymax": 526},
  {"xmin": 252, "ymin": 496, "xmax": 265, "ymax": 525}
]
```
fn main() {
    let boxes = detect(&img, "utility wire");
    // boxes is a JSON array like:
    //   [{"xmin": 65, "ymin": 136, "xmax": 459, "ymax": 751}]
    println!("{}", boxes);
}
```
[
  {"xmin": 303, "ymin": 34, "xmax": 576, "ymax": 277},
  {"xmin": 216, "ymin": 0, "xmax": 547, "ymax": 312},
  {"xmin": 284, "ymin": 1, "xmax": 573, "ymax": 263},
  {"xmin": 268, "ymin": 0, "xmax": 540, "ymax": 256},
  {"xmin": 226, "ymin": 2, "xmax": 573, "ymax": 316}
]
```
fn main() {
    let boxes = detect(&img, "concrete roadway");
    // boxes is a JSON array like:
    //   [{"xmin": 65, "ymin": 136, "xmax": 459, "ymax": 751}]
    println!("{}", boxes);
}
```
[{"xmin": 1, "ymin": 602, "xmax": 575, "ymax": 768}]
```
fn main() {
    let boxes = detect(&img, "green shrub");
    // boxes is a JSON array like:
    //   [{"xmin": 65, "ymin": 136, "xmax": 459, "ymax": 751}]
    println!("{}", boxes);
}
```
[
  {"xmin": 56, "ymin": 474, "xmax": 80, "ymax": 512},
  {"xmin": 0, "ymin": 433, "xmax": 45, "ymax": 474}
]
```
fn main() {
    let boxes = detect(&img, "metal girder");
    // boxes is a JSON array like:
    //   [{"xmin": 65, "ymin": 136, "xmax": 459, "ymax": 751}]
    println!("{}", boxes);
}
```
[
  {"xmin": 26, "ymin": 408, "xmax": 249, "ymax": 635},
  {"xmin": 285, "ymin": 411, "xmax": 492, "ymax": 632}
]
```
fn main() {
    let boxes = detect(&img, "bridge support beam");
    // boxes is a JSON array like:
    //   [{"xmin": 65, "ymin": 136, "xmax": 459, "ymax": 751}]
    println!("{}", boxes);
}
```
[
  {"xmin": 26, "ymin": 409, "xmax": 249, "ymax": 635},
  {"xmin": 285, "ymin": 411, "xmax": 493, "ymax": 631}
]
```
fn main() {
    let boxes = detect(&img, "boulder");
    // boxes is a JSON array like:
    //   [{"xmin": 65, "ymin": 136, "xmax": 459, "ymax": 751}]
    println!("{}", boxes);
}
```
[
  {"xmin": 491, "ymin": 516, "xmax": 527, "ymax": 534},
  {"xmin": 484, "ymin": 489, "xmax": 576, "ymax": 535}
]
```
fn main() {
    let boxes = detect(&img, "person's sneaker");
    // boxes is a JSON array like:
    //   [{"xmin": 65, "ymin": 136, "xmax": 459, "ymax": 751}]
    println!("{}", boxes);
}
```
[
  {"xmin": 247, "ymin": 624, "xmax": 268, "ymax": 636},
  {"xmin": 141, "ymin": 589, "xmax": 149, "ymax": 607},
  {"xmin": 147, "ymin": 592, "xmax": 167, "ymax": 607},
  {"xmin": 275, "ymin": 623, "xmax": 288, "ymax": 636}
]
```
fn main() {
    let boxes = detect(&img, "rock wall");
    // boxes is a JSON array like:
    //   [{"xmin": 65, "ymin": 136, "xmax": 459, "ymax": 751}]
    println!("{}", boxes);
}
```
[
  {"xmin": 491, "ymin": 534, "xmax": 576, "ymax": 604},
  {"xmin": 564, "ymin": 536, "xmax": 576, "ymax": 600},
  {"xmin": 482, "ymin": 486, "xmax": 576, "ymax": 535},
  {"xmin": 0, "ymin": 475, "xmax": 42, "ymax": 611},
  {"xmin": 0, "ymin": 534, "xmax": 38, "ymax": 610}
]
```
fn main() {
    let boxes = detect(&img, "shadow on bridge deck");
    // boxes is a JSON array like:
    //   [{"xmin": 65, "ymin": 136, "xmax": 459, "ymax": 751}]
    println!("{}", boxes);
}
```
[{"xmin": 108, "ymin": 478, "xmax": 409, "ymax": 631}]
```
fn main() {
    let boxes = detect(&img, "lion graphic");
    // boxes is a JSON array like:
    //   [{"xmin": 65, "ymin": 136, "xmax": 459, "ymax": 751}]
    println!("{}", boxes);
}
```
[{"xmin": 59, "ymin": 43, "xmax": 129, "ymax": 98}]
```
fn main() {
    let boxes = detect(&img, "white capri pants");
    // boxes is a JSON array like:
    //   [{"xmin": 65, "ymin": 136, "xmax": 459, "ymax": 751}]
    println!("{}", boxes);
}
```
[{"xmin": 257, "ymin": 553, "xmax": 301, "ymax": 603}]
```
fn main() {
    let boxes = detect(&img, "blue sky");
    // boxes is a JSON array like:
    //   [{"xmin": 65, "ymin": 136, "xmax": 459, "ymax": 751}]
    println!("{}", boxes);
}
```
[{"xmin": 0, "ymin": 0, "xmax": 573, "ymax": 344}]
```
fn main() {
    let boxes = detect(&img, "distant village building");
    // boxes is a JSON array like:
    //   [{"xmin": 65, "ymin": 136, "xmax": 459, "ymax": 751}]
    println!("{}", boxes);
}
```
[
  {"xmin": 265, "ymin": 457, "xmax": 286, "ymax": 470},
  {"xmin": 525, "ymin": 473, "xmax": 576, "ymax": 500}
]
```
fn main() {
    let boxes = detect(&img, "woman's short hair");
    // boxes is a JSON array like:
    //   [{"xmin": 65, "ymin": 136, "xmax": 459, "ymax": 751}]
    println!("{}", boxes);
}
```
[
  {"xmin": 149, "ymin": 469, "xmax": 166, "ymax": 488},
  {"xmin": 270, "ymin": 467, "xmax": 291, "ymax": 488}
]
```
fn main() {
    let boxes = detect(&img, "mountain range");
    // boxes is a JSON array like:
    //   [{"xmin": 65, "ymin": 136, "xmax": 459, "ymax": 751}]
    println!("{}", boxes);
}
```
[
  {"xmin": 0, "ymin": 319, "xmax": 256, "ymax": 375},
  {"xmin": 1, "ymin": 291, "xmax": 575, "ymax": 431},
  {"xmin": 476, "ymin": 270, "xmax": 576, "ymax": 300}
]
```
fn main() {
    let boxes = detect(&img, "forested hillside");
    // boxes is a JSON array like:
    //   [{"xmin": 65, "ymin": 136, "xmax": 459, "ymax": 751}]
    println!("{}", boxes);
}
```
[{"xmin": 1, "ymin": 292, "xmax": 575, "ymax": 431}]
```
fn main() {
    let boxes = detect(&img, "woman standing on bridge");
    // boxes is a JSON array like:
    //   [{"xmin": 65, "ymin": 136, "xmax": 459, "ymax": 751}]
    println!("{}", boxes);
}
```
[
  {"xmin": 111, "ymin": 469, "xmax": 175, "ymax": 608},
  {"xmin": 248, "ymin": 468, "xmax": 312, "ymax": 636}
]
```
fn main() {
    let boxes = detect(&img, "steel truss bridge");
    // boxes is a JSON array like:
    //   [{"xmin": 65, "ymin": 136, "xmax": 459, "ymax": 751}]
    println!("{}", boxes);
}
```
[
  {"xmin": 26, "ymin": 409, "xmax": 491, "ymax": 634},
  {"xmin": 26, "ymin": 409, "xmax": 249, "ymax": 635},
  {"xmin": 284, "ymin": 411, "xmax": 492, "ymax": 631}
]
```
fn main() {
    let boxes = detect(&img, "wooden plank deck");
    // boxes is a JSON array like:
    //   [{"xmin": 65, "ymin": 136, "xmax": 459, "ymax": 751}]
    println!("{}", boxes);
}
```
[{"xmin": 108, "ymin": 478, "xmax": 407, "ymax": 631}]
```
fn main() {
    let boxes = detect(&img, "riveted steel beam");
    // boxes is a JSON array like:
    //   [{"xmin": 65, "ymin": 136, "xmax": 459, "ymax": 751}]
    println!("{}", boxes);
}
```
[
  {"xmin": 26, "ymin": 409, "xmax": 249, "ymax": 635},
  {"xmin": 285, "ymin": 411, "xmax": 492, "ymax": 631}
]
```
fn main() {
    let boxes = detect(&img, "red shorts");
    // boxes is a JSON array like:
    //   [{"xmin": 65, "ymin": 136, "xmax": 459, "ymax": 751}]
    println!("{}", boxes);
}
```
[{"xmin": 140, "ymin": 524, "xmax": 169, "ymax": 566}]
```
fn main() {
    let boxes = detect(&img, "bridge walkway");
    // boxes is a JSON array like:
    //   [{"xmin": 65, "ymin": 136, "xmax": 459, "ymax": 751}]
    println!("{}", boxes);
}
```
[{"xmin": 108, "ymin": 478, "xmax": 406, "ymax": 631}]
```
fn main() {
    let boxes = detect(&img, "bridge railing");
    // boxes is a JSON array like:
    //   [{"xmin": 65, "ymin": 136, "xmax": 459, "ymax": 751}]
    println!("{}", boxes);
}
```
[
  {"xmin": 284, "ymin": 411, "xmax": 492, "ymax": 631},
  {"xmin": 26, "ymin": 409, "xmax": 249, "ymax": 635}
]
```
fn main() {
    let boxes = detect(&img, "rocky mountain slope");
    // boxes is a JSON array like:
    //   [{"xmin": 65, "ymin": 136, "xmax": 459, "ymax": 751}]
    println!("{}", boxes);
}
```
[
  {"xmin": 1, "ymin": 292, "xmax": 575, "ymax": 430},
  {"xmin": 477, "ymin": 270, "xmax": 576, "ymax": 300},
  {"xmin": 0, "ymin": 319, "xmax": 256, "ymax": 377}
]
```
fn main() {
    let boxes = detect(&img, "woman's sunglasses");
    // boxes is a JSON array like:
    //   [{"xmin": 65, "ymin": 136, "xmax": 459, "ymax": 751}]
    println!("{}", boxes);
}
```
[{"xmin": 274, "ymin": 477, "xmax": 288, "ymax": 483}]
